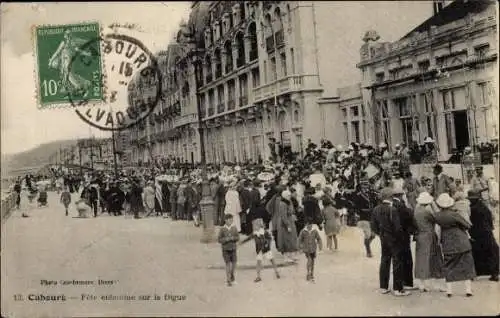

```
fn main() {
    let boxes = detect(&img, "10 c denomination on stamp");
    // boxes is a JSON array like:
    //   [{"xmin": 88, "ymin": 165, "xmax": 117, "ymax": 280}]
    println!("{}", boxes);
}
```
[{"xmin": 33, "ymin": 22, "xmax": 104, "ymax": 107}]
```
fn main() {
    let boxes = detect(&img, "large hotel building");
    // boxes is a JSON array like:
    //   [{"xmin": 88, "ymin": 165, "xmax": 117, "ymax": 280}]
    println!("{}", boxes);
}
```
[{"xmin": 125, "ymin": 0, "xmax": 497, "ymax": 165}]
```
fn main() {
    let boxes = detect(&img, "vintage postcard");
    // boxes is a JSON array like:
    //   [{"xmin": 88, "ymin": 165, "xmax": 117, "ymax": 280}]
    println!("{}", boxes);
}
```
[{"xmin": 1, "ymin": 1, "xmax": 499, "ymax": 317}]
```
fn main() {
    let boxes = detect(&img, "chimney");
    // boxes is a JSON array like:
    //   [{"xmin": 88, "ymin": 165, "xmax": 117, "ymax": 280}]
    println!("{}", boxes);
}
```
[{"xmin": 433, "ymin": 1, "xmax": 445, "ymax": 15}]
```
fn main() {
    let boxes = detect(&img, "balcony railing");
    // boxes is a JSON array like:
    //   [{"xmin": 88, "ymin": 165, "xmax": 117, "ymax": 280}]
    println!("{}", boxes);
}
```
[
  {"xmin": 275, "ymin": 30, "xmax": 284, "ymax": 48},
  {"xmin": 208, "ymin": 107, "xmax": 215, "ymax": 117},
  {"xmin": 266, "ymin": 35, "xmax": 275, "ymax": 53},
  {"xmin": 173, "ymin": 113, "xmax": 199, "ymax": 128},
  {"xmin": 228, "ymin": 99, "xmax": 236, "ymax": 110},
  {"xmin": 239, "ymin": 95, "xmax": 248, "ymax": 107},
  {"xmin": 217, "ymin": 102, "xmax": 225, "ymax": 114},
  {"xmin": 253, "ymin": 75, "xmax": 319, "ymax": 102}
]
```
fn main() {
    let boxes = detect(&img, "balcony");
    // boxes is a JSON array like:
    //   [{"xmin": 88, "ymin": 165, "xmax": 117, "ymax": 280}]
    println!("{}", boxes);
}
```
[
  {"xmin": 217, "ymin": 102, "xmax": 225, "ymax": 114},
  {"xmin": 275, "ymin": 30, "xmax": 284, "ymax": 48},
  {"xmin": 208, "ymin": 107, "xmax": 215, "ymax": 117},
  {"xmin": 174, "ymin": 113, "xmax": 199, "ymax": 128},
  {"xmin": 252, "ymin": 75, "xmax": 320, "ymax": 103},
  {"xmin": 228, "ymin": 99, "xmax": 236, "ymax": 111},
  {"xmin": 266, "ymin": 35, "xmax": 275, "ymax": 53},
  {"xmin": 239, "ymin": 95, "xmax": 248, "ymax": 107}
]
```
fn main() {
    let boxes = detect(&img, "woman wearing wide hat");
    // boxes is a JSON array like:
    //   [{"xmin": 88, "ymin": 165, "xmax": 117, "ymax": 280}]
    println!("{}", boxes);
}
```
[
  {"xmin": 413, "ymin": 191, "xmax": 445, "ymax": 292},
  {"xmin": 433, "ymin": 193, "xmax": 476, "ymax": 297}
]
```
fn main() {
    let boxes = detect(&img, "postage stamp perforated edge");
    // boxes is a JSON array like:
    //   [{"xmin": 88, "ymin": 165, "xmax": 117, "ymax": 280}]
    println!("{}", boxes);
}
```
[{"xmin": 31, "ymin": 21, "xmax": 109, "ymax": 110}]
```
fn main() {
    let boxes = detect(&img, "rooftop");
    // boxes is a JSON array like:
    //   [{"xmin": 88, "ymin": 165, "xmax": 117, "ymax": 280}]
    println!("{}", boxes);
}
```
[{"xmin": 401, "ymin": 0, "xmax": 493, "ymax": 39}]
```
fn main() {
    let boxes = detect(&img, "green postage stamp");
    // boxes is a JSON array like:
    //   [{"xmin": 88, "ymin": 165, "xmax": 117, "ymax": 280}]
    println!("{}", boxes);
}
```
[{"xmin": 33, "ymin": 22, "xmax": 104, "ymax": 107}]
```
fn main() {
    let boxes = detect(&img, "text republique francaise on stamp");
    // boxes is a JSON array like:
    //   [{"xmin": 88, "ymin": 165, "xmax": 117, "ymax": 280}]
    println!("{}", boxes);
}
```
[{"xmin": 33, "ymin": 22, "xmax": 162, "ymax": 131}]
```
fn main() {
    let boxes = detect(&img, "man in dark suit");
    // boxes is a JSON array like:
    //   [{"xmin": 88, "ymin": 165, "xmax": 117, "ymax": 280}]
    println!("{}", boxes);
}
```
[
  {"xmin": 371, "ymin": 187, "xmax": 410, "ymax": 296},
  {"xmin": 87, "ymin": 183, "xmax": 99, "ymax": 218},
  {"xmin": 392, "ymin": 187, "xmax": 418, "ymax": 291},
  {"xmin": 239, "ymin": 179, "xmax": 257, "ymax": 235}
]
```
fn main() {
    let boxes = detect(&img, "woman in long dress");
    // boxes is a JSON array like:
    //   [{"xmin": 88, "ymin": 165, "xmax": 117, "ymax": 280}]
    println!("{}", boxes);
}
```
[
  {"xmin": 434, "ymin": 193, "xmax": 476, "ymax": 297},
  {"xmin": 143, "ymin": 181, "xmax": 156, "ymax": 216},
  {"xmin": 468, "ymin": 190, "xmax": 499, "ymax": 281},
  {"xmin": 224, "ymin": 181, "xmax": 242, "ymax": 232},
  {"xmin": 277, "ymin": 190, "xmax": 298, "ymax": 258},
  {"xmin": 413, "ymin": 191, "xmax": 445, "ymax": 292}
]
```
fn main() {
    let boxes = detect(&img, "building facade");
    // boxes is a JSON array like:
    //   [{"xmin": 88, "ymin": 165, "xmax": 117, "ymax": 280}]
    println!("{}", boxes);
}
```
[
  {"xmin": 356, "ymin": 0, "xmax": 497, "ymax": 160},
  {"xmin": 125, "ymin": 1, "xmax": 444, "ymax": 165}
]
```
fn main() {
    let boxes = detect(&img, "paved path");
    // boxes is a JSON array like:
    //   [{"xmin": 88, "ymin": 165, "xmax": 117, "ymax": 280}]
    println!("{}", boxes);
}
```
[{"xmin": 1, "ymin": 191, "xmax": 499, "ymax": 317}]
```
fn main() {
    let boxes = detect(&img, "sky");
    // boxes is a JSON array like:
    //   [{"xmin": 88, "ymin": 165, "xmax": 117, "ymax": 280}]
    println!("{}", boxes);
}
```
[
  {"xmin": 0, "ymin": 1, "xmax": 445, "ymax": 155},
  {"xmin": 0, "ymin": 2, "xmax": 192, "ymax": 155}
]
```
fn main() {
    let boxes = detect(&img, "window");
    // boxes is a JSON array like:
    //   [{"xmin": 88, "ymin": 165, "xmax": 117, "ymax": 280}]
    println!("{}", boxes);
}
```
[
  {"xmin": 394, "ymin": 97, "xmax": 410, "ymax": 116},
  {"xmin": 426, "ymin": 116, "xmax": 434, "ymax": 138},
  {"xmin": 286, "ymin": 4, "xmax": 292, "ymax": 26},
  {"xmin": 208, "ymin": 89, "xmax": 215, "ymax": 116},
  {"xmin": 251, "ymin": 67, "xmax": 260, "ymax": 87},
  {"xmin": 293, "ymin": 110, "xmax": 299, "ymax": 123},
  {"xmin": 290, "ymin": 48, "xmax": 295, "ymax": 74},
  {"xmin": 401, "ymin": 118, "xmax": 417, "ymax": 145},
  {"xmin": 382, "ymin": 121, "xmax": 391, "ymax": 146},
  {"xmin": 379, "ymin": 100, "xmax": 389, "ymax": 118},
  {"xmin": 375, "ymin": 72, "xmax": 384, "ymax": 83},
  {"xmin": 418, "ymin": 60, "xmax": 430, "ymax": 72},
  {"xmin": 351, "ymin": 106, "xmax": 359, "ymax": 117},
  {"xmin": 217, "ymin": 85, "xmax": 225, "ymax": 113},
  {"xmin": 351, "ymin": 121, "xmax": 360, "ymax": 143},
  {"xmin": 343, "ymin": 123, "xmax": 349, "ymax": 145},
  {"xmin": 436, "ymin": 56, "xmax": 446, "ymax": 68},
  {"xmin": 280, "ymin": 52, "xmax": 287, "ymax": 77},
  {"xmin": 239, "ymin": 74, "xmax": 248, "ymax": 106},
  {"xmin": 270, "ymin": 57, "xmax": 277, "ymax": 81},
  {"xmin": 445, "ymin": 113, "xmax": 454, "ymax": 153},
  {"xmin": 474, "ymin": 44, "xmax": 490, "ymax": 58},
  {"xmin": 478, "ymin": 82, "xmax": 489, "ymax": 106},
  {"xmin": 442, "ymin": 87, "xmax": 466, "ymax": 110},
  {"xmin": 263, "ymin": 61, "xmax": 267, "ymax": 83},
  {"xmin": 228, "ymin": 80, "xmax": 236, "ymax": 110},
  {"xmin": 341, "ymin": 108, "xmax": 347, "ymax": 119}
]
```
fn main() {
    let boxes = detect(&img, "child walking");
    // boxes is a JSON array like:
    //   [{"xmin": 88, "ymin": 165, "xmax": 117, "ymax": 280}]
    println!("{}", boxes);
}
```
[
  {"xmin": 298, "ymin": 217, "xmax": 323, "ymax": 282},
  {"xmin": 240, "ymin": 218, "xmax": 280, "ymax": 282},
  {"xmin": 218, "ymin": 214, "xmax": 240, "ymax": 287},
  {"xmin": 60, "ymin": 186, "xmax": 72, "ymax": 216}
]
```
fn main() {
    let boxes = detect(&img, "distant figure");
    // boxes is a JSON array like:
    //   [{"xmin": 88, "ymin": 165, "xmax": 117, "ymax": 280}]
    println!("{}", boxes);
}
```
[
  {"xmin": 14, "ymin": 181, "xmax": 21, "ymax": 209},
  {"xmin": 60, "ymin": 186, "xmax": 72, "ymax": 216}
]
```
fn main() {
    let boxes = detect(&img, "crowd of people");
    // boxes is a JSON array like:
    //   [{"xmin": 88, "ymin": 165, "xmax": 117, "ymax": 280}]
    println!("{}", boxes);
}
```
[{"xmin": 9, "ymin": 138, "xmax": 499, "ymax": 295}]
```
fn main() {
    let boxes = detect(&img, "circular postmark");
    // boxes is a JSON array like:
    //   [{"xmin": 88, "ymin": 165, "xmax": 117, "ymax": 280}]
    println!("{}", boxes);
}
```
[{"xmin": 67, "ymin": 32, "xmax": 162, "ymax": 131}]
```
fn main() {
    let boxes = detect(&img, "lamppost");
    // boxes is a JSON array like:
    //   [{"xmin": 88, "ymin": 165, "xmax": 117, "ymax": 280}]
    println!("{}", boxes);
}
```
[{"xmin": 189, "ymin": 49, "xmax": 216, "ymax": 243}]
